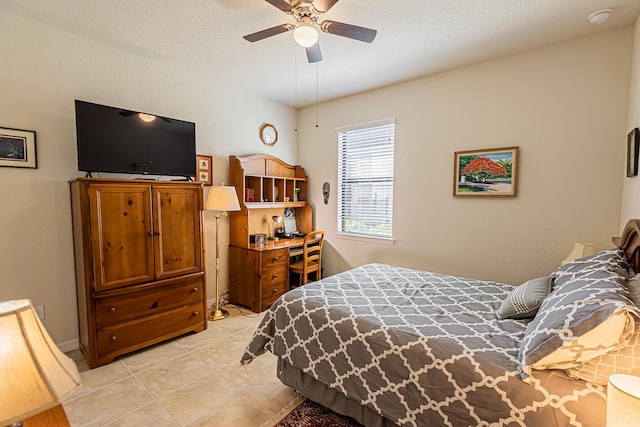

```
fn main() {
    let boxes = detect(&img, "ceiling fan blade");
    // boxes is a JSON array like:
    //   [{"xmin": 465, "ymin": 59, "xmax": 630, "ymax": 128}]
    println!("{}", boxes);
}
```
[
  {"xmin": 306, "ymin": 43, "xmax": 323, "ymax": 63},
  {"xmin": 264, "ymin": 0, "xmax": 293, "ymax": 12},
  {"xmin": 320, "ymin": 20, "xmax": 377, "ymax": 43},
  {"xmin": 243, "ymin": 24, "xmax": 294, "ymax": 42},
  {"xmin": 313, "ymin": 0, "xmax": 339, "ymax": 13}
]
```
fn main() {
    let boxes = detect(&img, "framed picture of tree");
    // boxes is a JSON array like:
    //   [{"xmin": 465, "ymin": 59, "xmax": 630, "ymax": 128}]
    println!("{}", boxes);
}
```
[{"xmin": 453, "ymin": 146, "xmax": 519, "ymax": 197}]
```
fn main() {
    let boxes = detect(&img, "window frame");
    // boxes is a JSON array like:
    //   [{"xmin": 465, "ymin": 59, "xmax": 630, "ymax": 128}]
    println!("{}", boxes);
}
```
[{"xmin": 336, "ymin": 118, "xmax": 396, "ymax": 241}]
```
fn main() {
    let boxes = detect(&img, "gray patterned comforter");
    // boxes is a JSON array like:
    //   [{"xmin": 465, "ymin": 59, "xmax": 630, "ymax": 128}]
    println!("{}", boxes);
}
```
[{"xmin": 241, "ymin": 263, "xmax": 606, "ymax": 427}]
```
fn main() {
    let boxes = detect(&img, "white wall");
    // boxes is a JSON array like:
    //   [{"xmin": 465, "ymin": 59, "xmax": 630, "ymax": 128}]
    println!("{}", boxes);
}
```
[
  {"xmin": 620, "ymin": 16, "xmax": 640, "ymax": 226},
  {"xmin": 299, "ymin": 28, "xmax": 633, "ymax": 285},
  {"xmin": 0, "ymin": 10, "xmax": 296, "ymax": 346}
]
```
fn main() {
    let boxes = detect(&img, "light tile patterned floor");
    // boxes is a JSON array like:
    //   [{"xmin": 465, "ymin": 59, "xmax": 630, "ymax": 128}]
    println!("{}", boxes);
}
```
[{"xmin": 63, "ymin": 305, "xmax": 298, "ymax": 427}]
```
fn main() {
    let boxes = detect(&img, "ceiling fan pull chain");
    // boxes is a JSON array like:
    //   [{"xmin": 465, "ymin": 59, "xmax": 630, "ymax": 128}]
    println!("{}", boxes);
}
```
[
  {"xmin": 315, "ymin": 62, "xmax": 319, "ymax": 128},
  {"xmin": 294, "ymin": 53, "xmax": 299, "ymax": 132}
]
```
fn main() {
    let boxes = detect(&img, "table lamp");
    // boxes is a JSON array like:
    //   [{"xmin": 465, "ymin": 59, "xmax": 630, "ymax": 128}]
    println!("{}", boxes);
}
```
[
  {"xmin": 0, "ymin": 299, "xmax": 82, "ymax": 426},
  {"xmin": 205, "ymin": 185, "xmax": 240, "ymax": 321},
  {"xmin": 272, "ymin": 215, "xmax": 283, "ymax": 240},
  {"xmin": 607, "ymin": 374, "xmax": 640, "ymax": 426},
  {"xmin": 560, "ymin": 242, "xmax": 596, "ymax": 265}
]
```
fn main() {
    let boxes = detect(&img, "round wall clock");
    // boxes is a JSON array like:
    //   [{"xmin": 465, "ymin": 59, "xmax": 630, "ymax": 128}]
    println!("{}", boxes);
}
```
[{"xmin": 259, "ymin": 123, "xmax": 278, "ymax": 146}]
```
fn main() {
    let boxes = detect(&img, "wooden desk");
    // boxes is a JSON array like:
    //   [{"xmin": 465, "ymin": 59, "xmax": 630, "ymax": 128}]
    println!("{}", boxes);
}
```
[{"xmin": 229, "ymin": 238, "xmax": 304, "ymax": 312}]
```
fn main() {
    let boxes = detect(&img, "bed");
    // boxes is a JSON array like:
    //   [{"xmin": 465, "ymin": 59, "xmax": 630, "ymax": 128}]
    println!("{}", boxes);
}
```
[{"xmin": 241, "ymin": 220, "xmax": 640, "ymax": 427}]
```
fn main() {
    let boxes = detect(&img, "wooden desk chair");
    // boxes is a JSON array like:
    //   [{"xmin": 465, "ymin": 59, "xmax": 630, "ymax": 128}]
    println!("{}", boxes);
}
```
[{"xmin": 289, "ymin": 230, "xmax": 325, "ymax": 286}]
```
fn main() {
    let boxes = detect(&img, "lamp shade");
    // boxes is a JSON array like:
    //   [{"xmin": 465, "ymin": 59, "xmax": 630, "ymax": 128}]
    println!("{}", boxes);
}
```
[
  {"xmin": 607, "ymin": 374, "xmax": 640, "ymax": 426},
  {"xmin": 560, "ymin": 242, "xmax": 596, "ymax": 265},
  {"xmin": 0, "ymin": 299, "xmax": 81, "ymax": 425},
  {"xmin": 205, "ymin": 186, "xmax": 240, "ymax": 212}
]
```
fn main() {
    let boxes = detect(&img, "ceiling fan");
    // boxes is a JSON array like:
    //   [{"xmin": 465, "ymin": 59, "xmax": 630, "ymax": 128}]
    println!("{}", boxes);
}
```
[{"xmin": 243, "ymin": 0, "xmax": 377, "ymax": 63}]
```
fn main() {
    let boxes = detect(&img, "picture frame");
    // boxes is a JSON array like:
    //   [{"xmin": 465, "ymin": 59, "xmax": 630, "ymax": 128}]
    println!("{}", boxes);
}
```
[
  {"xmin": 196, "ymin": 154, "xmax": 212, "ymax": 186},
  {"xmin": 453, "ymin": 146, "xmax": 519, "ymax": 197},
  {"xmin": 0, "ymin": 127, "xmax": 37, "ymax": 169},
  {"xmin": 627, "ymin": 128, "xmax": 639, "ymax": 178}
]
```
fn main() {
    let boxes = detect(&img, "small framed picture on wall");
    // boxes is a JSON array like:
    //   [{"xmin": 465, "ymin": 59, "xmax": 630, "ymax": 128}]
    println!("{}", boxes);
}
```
[
  {"xmin": 196, "ymin": 154, "xmax": 212, "ymax": 186},
  {"xmin": 627, "ymin": 128, "xmax": 639, "ymax": 178}
]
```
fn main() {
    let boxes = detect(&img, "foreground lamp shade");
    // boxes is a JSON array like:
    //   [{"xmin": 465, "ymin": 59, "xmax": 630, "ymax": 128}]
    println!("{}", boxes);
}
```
[
  {"xmin": 607, "ymin": 374, "xmax": 640, "ymax": 426},
  {"xmin": 560, "ymin": 242, "xmax": 596, "ymax": 265},
  {"xmin": 205, "ymin": 185, "xmax": 241, "ymax": 212},
  {"xmin": 0, "ymin": 299, "xmax": 81, "ymax": 425},
  {"xmin": 205, "ymin": 186, "xmax": 240, "ymax": 321}
]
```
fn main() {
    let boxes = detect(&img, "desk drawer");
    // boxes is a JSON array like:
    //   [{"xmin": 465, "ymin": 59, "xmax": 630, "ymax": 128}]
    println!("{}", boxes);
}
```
[
  {"xmin": 95, "ymin": 277, "xmax": 203, "ymax": 326},
  {"xmin": 261, "ymin": 248, "xmax": 288, "ymax": 270},
  {"xmin": 261, "ymin": 266, "xmax": 287, "ymax": 309},
  {"xmin": 97, "ymin": 302, "xmax": 204, "ymax": 356}
]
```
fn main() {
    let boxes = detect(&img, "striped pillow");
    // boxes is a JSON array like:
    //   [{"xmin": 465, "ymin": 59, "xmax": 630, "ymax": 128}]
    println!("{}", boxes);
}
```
[{"xmin": 497, "ymin": 277, "xmax": 552, "ymax": 320}]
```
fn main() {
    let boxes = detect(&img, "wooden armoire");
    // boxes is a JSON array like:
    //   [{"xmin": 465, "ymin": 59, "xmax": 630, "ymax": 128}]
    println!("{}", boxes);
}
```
[{"xmin": 69, "ymin": 178, "xmax": 207, "ymax": 368}]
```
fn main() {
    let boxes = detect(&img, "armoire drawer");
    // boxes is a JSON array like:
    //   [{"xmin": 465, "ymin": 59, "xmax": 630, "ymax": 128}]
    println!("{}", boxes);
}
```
[
  {"xmin": 97, "ymin": 302, "xmax": 204, "ymax": 356},
  {"xmin": 95, "ymin": 276, "xmax": 203, "ymax": 326}
]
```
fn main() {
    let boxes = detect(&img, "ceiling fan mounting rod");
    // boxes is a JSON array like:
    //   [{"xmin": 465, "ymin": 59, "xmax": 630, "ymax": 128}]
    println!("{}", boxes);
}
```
[{"xmin": 290, "ymin": 0, "xmax": 324, "ymax": 23}]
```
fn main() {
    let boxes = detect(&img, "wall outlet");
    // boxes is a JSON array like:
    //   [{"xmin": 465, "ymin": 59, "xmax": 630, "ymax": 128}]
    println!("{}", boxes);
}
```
[{"xmin": 35, "ymin": 305, "xmax": 45, "ymax": 320}]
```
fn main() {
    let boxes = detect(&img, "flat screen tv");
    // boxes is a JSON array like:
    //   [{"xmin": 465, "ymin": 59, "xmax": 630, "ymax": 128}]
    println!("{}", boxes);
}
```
[{"xmin": 75, "ymin": 100, "xmax": 196, "ymax": 178}]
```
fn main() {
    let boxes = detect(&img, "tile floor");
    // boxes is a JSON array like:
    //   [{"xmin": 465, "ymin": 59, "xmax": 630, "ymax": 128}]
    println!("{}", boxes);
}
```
[{"xmin": 63, "ymin": 305, "xmax": 299, "ymax": 427}]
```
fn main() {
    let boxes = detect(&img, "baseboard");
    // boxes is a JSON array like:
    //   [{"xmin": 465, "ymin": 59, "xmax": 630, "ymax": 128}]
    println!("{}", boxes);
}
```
[{"xmin": 57, "ymin": 338, "xmax": 80, "ymax": 353}]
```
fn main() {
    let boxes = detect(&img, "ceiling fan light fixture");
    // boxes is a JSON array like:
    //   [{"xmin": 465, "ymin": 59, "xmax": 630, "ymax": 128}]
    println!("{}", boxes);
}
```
[{"xmin": 293, "ymin": 24, "xmax": 319, "ymax": 47}]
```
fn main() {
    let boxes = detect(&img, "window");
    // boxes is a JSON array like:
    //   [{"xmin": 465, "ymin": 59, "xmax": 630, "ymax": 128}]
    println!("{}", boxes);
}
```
[{"xmin": 337, "ymin": 119, "xmax": 395, "ymax": 239}]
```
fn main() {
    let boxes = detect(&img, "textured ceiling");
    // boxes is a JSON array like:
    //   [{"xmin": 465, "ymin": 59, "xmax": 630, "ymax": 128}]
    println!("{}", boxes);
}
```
[{"xmin": 2, "ymin": 0, "xmax": 639, "ymax": 107}]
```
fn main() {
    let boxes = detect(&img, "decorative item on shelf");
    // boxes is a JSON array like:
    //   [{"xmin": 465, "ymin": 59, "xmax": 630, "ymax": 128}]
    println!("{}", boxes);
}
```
[
  {"xmin": 607, "ymin": 374, "xmax": 640, "ymax": 426},
  {"xmin": 272, "ymin": 215, "xmax": 283, "ymax": 242},
  {"xmin": 0, "ymin": 127, "xmax": 37, "ymax": 169},
  {"xmin": 245, "ymin": 188, "xmax": 255, "ymax": 202},
  {"xmin": 274, "ymin": 186, "xmax": 279, "ymax": 202},
  {"xmin": 196, "ymin": 154, "xmax": 213, "ymax": 186},
  {"xmin": 294, "ymin": 188, "xmax": 301, "ymax": 202},
  {"xmin": 560, "ymin": 242, "xmax": 596, "ymax": 266},
  {"xmin": 0, "ymin": 299, "xmax": 81, "ymax": 426},
  {"xmin": 627, "ymin": 128, "xmax": 639, "ymax": 178},
  {"xmin": 205, "ymin": 185, "xmax": 241, "ymax": 321},
  {"xmin": 453, "ymin": 147, "xmax": 519, "ymax": 197}
]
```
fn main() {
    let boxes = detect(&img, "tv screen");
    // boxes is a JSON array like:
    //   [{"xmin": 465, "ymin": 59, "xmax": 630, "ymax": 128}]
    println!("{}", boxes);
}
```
[{"xmin": 75, "ymin": 100, "xmax": 196, "ymax": 177}]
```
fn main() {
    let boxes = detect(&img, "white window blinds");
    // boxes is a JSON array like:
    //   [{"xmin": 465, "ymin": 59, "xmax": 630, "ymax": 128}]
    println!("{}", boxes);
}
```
[{"xmin": 337, "ymin": 119, "xmax": 395, "ymax": 239}]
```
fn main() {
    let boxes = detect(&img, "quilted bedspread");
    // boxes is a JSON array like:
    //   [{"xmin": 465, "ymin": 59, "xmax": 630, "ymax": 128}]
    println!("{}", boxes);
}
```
[{"xmin": 241, "ymin": 263, "xmax": 606, "ymax": 427}]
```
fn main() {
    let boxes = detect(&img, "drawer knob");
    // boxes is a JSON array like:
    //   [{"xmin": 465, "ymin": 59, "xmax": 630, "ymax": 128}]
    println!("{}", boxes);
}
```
[
  {"xmin": 272, "ymin": 257, "xmax": 279, "ymax": 262},
  {"xmin": 110, "ymin": 335, "xmax": 117, "ymax": 342},
  {"xmin": 273, "ymin": 288, "xmax": 279, "ymax": 293},
  {"xmin": 147, "ymin": 231, "xmax": 154, "ymax": 237},
  {"xmin": 108, "ymin": 306, "xmax": 116, "ymax": 313},
  {"xmin": 192, "ymin": 311, "xmax": 199, "ymax": 316},
  {"xmin": 191, "ymin": 287, "xmax": 198, "ymax": 292},
  {"xmin": 272, "ymin": 274, "xmax": 278, "ymax": 279}
]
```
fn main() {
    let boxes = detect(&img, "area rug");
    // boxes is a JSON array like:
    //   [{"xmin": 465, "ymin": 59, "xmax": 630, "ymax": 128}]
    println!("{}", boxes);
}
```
[{"xmin": 263, "ymin": 395, "xmax": 363, "ymax": 427}]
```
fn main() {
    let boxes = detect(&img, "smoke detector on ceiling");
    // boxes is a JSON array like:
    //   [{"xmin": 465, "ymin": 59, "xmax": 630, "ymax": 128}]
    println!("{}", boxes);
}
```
[{"xmin": 587, "ymin": 8, "xmax": 613, "ymax": 24}]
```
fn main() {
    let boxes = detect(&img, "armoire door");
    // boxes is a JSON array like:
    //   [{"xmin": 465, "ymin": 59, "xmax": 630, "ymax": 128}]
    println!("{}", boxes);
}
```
[
  {"xmin": 152, "ymin": 185, "xmax": 203, "ymax": 280},
  {"xmin": 89, "ymin": 184, "xmax": 155, "ymax": 291}
]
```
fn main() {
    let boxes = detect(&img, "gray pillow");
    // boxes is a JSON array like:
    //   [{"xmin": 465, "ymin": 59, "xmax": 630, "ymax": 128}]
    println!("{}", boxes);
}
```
[
  {"xmin": 626, "ymin": 273, "xmax": 640, "ymax": 306},
  {"xmin": 518, "ymin": 249, "xmax": 640, "ymax": 382},
  {"xmin": 497, "ymin": 276, "xmax": 552, "ymax": 320}
]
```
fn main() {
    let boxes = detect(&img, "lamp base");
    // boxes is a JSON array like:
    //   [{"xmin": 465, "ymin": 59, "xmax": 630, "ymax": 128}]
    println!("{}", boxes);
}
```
[{"xmin": 208, "ymin": 307, "xmax": 229, "ymax": 321}]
